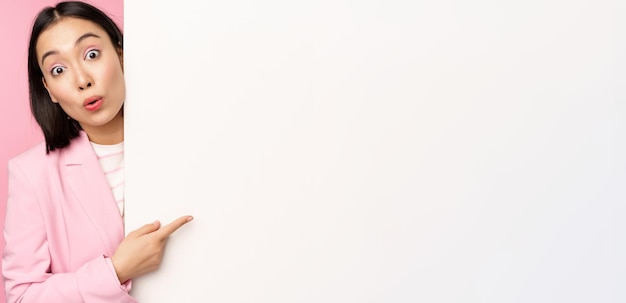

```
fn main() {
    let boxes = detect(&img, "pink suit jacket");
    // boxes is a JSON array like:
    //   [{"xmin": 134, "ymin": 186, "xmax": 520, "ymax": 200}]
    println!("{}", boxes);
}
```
[{"xmin": 3, "ymin": 132, "xmax": 137, "ymax": 303}]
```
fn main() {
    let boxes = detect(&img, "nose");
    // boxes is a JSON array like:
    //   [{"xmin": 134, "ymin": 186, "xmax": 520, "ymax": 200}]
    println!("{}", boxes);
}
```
[
  {"xmin": 79, "ymin": 82, "xmax": 92, "ymax": 90},
  {"xmin": 75, "ymin": 67, "xmax": 94, "ymax": 91}
]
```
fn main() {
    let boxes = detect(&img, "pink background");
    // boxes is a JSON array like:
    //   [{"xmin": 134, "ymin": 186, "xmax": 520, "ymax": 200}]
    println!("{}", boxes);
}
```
[{"xmin": 0, "ymin": 1, "xmax": 122, "ymax": 302}]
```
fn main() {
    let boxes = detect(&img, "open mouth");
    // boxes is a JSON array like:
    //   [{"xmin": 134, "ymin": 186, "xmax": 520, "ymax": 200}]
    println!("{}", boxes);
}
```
[{"xmin": 84, "ymin": 97, "xmax": 103, "ymax": 111}]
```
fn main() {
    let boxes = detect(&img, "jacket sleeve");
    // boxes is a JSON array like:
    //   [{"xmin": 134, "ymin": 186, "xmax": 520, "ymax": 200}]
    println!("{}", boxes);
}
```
[{"xmin": 2, "ymin": 160, "xmax": 138, "ymax": 303}]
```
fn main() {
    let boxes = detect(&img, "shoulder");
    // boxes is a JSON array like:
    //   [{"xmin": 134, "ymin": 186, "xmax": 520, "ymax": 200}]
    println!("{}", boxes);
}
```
[
  {"xmin": 6, "ymin": 142, "xmax": 58, "ymax": 197},
  {"xmin": 10, "ymin": 132, "xmax": 93, "ymax": 166},
  {"xmin": 8, "ymin": 132, "xmax": 96, "ymax": 177},
  {"xmin": 9, "ymin": 141, "xmax": 51, "ymax": 167},
  {"xmin": 8, "ymin": 143, "xmax": 59, "ymax": 187}
]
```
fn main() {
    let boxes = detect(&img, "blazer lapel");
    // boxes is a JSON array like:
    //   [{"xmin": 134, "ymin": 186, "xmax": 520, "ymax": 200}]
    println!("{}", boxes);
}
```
[{"xmin": 62, "ymin": 131, "xmax": 124, "ymax": 256}]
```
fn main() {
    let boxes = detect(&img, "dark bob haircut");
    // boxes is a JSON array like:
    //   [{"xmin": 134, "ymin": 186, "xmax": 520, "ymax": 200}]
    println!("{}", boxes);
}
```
[{"xmin": 28, "ymin": 1, "xmax": 123, "ymax": 153}]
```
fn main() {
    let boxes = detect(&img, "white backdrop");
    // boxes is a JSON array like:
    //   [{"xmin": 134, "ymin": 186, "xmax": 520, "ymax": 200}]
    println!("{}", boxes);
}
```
[{"xmin": 125, "ymin": 0, "xmax": 626, "ymax": 302}]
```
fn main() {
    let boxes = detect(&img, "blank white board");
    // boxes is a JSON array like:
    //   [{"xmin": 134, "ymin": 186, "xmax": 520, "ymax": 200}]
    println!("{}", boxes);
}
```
[{"xmin": 125, "ymin": 0, "xmax": 626, "ymax": 302}]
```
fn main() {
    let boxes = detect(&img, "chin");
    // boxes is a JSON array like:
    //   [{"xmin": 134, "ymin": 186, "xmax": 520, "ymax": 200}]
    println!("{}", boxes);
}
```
[{"xmin": 80, "ymin": 116, "xmax": 120, "ymax": 128}]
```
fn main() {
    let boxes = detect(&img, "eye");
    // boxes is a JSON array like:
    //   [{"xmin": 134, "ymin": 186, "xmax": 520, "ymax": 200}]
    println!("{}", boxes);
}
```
[
  {"xmin": 85, "ymin": 49, "xmax": 100, "ymax": 60},
  {"xmin": 51, "ymin": 66, "xmax": 65, "ymax": 76}
]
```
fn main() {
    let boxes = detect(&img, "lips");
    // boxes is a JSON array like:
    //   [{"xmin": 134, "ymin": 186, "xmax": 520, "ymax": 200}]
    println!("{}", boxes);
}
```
[{"xmin": 84, "ymin": 96, "xmax": 103, "ymax": 111}]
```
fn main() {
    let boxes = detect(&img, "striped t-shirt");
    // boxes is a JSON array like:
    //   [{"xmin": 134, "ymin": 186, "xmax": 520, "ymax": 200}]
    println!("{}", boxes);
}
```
[{"xmin": 91, "ymin": 141, "xmax": 124, "ymax": 217}]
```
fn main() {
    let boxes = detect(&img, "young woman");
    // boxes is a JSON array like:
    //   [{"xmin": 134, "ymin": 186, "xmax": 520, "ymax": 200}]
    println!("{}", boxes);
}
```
[{"xmin": 3, "ymin": 2, "xmax": 192, "ymax": 302}]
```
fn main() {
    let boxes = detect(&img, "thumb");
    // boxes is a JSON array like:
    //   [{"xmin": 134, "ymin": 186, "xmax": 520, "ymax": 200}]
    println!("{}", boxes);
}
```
[{"xmin": 129, "ymin": 220, "xmax": 161, "ymax": 237}]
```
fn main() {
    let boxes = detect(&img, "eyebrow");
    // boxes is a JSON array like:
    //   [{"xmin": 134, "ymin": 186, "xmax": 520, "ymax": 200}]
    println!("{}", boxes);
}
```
[{"xmin": 40, "ymin": 32, "xmax": 102, "ymax": 65}]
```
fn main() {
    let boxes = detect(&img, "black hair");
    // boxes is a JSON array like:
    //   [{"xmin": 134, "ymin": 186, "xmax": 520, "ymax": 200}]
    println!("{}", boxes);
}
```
[{"xmin": 28, "ymin": 1, "xmax": 123, "ymax": 153}]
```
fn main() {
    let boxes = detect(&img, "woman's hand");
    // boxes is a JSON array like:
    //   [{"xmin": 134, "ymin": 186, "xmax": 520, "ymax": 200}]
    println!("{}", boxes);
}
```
[{"xmin": 111, "ymin": 215, "xmax": 193, "ymax": 283}]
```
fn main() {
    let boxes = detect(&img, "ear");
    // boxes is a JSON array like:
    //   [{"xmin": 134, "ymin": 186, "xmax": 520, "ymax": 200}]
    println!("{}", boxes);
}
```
[{"xmin": 42, "ymin": 77, "xmax": 58, "ymax": 103}]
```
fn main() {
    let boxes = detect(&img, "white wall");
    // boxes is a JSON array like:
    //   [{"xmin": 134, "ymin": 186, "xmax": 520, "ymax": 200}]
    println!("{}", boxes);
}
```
[{"xmin": 125, "ymin": 1, "xmax": 626, "ymax": 302}]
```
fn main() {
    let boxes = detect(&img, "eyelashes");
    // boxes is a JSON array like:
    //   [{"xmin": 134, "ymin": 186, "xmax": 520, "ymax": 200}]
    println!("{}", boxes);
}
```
[
  {"xmin": 48, "ymin": 48, "xmax": 101, "ymax": 76},
  {"xmin": 50, "ymin": 65, "xmax": 65, "ymax": 76},
  {"xmin": 85, "ymin": 49, "xmax": 100, "ymax": 60}
]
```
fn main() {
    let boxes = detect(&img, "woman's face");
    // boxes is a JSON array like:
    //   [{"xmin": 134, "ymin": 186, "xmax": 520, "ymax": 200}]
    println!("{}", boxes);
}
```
[{"xmin": 37, "ymin": 17, "xmax": 125, "ymax": 134}]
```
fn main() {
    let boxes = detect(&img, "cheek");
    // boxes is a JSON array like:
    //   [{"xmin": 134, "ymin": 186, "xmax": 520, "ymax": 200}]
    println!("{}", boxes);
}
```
[
  {"xmin": 104, "ymin": 61, "xmax": 126, "ymax": 100},
  {"xmin": 46, "ymin": 80, "xmax": 74, "ymax": 105}
]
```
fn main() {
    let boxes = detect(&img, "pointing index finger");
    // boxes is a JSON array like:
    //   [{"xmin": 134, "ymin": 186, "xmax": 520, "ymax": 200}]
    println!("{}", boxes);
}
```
[{"xmin": 156, "ymin": 215, "xmax": 193, "ymax": 240}]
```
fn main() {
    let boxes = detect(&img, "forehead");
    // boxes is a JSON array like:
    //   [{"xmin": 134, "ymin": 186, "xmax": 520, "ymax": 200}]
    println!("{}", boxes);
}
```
[{"xmin": 36, "ymin": 17, "xmax": 108, "ymax": 57}]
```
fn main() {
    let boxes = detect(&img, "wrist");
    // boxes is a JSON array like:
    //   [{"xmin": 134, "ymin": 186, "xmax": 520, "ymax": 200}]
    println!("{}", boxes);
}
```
[{"xmin": 111, "ymin": 256, "xmax": 129, "ymax": 284}]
